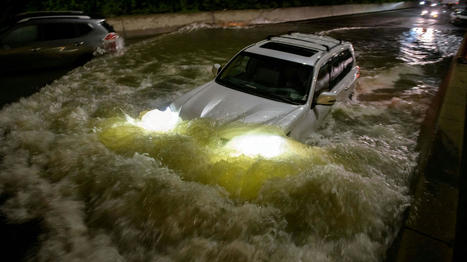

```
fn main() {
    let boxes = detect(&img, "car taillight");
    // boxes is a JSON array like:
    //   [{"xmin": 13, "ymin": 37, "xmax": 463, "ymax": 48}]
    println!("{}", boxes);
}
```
[
  {"xmin": 103, "ymin": 32, "xmax": 120, "ymax": 52},
  {"xmin": 356, "ymin": 66, "xmax": 361, "ymax": 78},
  {"xmin": 104, "ymin": 32, "xmax": 118, "ymax": 41}
]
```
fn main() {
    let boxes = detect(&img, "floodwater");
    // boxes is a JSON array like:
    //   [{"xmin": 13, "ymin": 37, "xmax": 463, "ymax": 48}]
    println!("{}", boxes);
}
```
[{"xmin": 0, "ymin": 9, "xmax": 464, "ymax": 262}]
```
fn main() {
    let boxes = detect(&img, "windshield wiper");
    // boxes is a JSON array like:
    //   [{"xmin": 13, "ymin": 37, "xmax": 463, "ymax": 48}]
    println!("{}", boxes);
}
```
[
  {"xmin": 217, "ymin": 78, "xmax": 302, "ymax": 105},
  {"xmin": 266, "ymin": 93, "xmax": 301, "ymax": 105}
]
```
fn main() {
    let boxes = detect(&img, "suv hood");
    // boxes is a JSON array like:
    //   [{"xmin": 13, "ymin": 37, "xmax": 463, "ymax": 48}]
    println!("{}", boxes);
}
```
[{"xmin": 171, "ymin": 81, "xmax": 306, "ymax": 130}]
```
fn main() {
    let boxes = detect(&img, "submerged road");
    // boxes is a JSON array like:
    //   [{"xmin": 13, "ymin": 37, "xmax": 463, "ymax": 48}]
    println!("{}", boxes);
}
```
[{"xmin": 0, "ymin": 7, "xmax": 465, "ymax": 262}]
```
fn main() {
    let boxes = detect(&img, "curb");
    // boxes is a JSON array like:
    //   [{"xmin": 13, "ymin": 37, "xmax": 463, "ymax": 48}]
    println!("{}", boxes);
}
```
[
  {"xmin": 388, "ymin": 32, "xmax": 467, "ymax": 262},
  {"xmin": 107, "ymin": 2, "xmax": 416, "ymax": 38}
]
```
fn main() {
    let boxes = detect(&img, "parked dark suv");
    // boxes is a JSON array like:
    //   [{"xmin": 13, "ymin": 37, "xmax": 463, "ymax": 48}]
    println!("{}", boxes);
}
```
[{"xmin": 0, "ymin": 11, "xmax": 123, "ymax": 72}]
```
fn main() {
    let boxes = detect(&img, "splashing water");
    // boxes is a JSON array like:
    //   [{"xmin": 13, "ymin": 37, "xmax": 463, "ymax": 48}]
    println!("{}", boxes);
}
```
[
  {"xmin": 0, "ymin": 19, "xmax": 459, "ymax": 261},
  {"xmin": 225, "ymin": 134, "xmax": 288, "ymax": 158},
  {"xmin": 125, "ymin": 108, "xmax": 181, "ymax": 132}
]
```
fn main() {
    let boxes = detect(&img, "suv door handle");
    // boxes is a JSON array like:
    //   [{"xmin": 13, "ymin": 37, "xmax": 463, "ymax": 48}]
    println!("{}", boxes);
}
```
[
  {"xmin": 30, "ymin": 48, "xmax": 41, "ymax": 52},
  {"xmin": 74, "ymin": 41, "xmax": 85, "ymax": 47}
]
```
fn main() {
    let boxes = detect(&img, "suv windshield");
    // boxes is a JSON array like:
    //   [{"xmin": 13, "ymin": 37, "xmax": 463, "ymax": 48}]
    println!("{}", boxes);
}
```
[{"xmin": 216, "ymin": 52, "xmax": 313, "ymax": 105}]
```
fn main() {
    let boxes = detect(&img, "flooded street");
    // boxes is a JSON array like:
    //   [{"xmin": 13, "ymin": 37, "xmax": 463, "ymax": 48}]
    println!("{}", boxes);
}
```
[{"xmin": 0, "ymin": 8, "xmax": 465, "ymax": 261}]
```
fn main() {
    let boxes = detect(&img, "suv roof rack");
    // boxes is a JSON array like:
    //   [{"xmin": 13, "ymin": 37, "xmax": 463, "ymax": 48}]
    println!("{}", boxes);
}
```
[{"xmin": 15, "ymin": 11, "xmax": 91, "ymax": 23}]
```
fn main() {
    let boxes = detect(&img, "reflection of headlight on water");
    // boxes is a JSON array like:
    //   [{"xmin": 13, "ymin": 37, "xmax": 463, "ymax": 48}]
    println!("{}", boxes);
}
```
[
  {"xmin": 225, "ymin": 134, "xmax": 288, "ymax": 158},
  {"xmin": 123, "ymin": 109, "xmax": 298, "ymax": 159},
  {"xmin": 99, "ymin": 116, "xmax": 323, "ymax": 199},
  {"xmin": 126, "ymin": 108, "xmax": 180, "ymax": 132}
]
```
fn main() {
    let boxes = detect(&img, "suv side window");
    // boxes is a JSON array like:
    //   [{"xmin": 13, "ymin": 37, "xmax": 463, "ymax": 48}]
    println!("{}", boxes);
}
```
[
  {"xmin": 315, "ymin": 62, "xmax": 330, "ymax": 93},
  {"xmin": 330, "ymin": 49, "xmax": 354, "ymax": 89},
  {"xmin": 330, "ymin": 55, "xmax": 343, "ymax": 88},
  {"xmin": 341, "ymin": 49, "xmax": 354, "ymax": 77},
  {"xmin": 2, "ymin": 25, "xmax": 40, "ymax": 46},
  {"xmin": 41, "ymin": 23, "xmax": 78, "ymax": 41}
]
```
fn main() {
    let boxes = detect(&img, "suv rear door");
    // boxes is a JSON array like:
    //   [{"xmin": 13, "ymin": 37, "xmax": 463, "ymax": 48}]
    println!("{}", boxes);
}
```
[{"xmin": 287, "ymin": 59, "xmax": 333, "ymax": 140}]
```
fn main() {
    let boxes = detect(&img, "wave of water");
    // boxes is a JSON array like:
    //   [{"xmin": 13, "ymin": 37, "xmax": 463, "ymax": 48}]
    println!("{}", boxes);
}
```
[
  {"xmin": 0, "ymin": 25, "xmax": 448, "ymax": 261},
  {"xmin": 397, "ymin": 27, "xmax": 462, "ymax": 65},
  {"xmin": 318, "ymin": 26, "xmax": 374, "ymax": 36}
]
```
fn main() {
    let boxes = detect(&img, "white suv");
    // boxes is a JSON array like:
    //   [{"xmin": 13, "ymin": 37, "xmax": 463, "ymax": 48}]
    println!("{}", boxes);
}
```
[{"xmin": 171, "ymin": 32, "xmax": 359, "ymax": 141}]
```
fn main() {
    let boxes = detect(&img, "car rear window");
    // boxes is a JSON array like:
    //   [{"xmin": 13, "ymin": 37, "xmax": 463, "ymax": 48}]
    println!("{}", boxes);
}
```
[
  {"xmin": 75, "ymin": 23, "xmax": 93, "ymax": 36},
  {"xmin": 100, "ymin": 21, "xmax": 114, "ymax": 32},
  {"xmin": 260, "ymin": 42, "xmax": 317, "ymax": 57}
]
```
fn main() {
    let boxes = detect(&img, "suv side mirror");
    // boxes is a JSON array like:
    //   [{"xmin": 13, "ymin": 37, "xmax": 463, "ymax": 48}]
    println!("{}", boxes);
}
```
[
  {"xmin": 212, "ymin": 64, "xmax": 222, "ymax": 76},
  {"xmin": 316, "ymin": 92, "xmax": 337, "ymax": 105}
]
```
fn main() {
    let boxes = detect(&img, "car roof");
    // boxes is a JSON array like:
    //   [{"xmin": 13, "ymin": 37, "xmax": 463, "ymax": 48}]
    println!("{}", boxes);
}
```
[
  {"xmin": 244, "ymin": 32, "xmax": 350, "ymax": 66},
  {"xmin": 14, "ymin": 11, "xmax": 93, "ymax": 23}
]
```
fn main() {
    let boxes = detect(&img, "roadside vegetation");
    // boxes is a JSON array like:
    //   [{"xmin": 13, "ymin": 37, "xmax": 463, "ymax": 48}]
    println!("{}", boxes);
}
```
[{"xmin": 24, "ymin": 0, "xmax": 408, "ymax": 16}]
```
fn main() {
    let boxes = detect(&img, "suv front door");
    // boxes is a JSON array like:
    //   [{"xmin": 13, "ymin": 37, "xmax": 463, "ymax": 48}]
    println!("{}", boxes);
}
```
[
  {"xmin": 36, "ymin": 22, "xmax": 94, "ymax": 68},
  {"xmin": 288, "ymin": 49, "xmax": 356, "ymax": 140},
  {"xmin": 0, "ymin": 24, "xmax": 43, "ymax": 72},
  {"xmin": 287, "ymin": 60, "xmax": 333, "ymax": 140}
]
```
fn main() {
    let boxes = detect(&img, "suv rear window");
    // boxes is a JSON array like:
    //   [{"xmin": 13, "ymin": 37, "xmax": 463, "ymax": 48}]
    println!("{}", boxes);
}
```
[
  {"xmin": 100, "ymin": 21, "xmax": 114, "ymax": 32},
  {"xmin": 75, "ymin": 23, "xmax": 93, "ymax": 36},
  {"xmin": 260, "ymin": 42, "xmax": 317, "ymax": 57}
]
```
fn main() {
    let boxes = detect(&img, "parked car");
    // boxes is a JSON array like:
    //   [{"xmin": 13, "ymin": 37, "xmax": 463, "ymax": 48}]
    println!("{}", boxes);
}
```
[
  {"xmin": 0, "ymin": 11, "xmax": 122, "ymax": 73},
  {"xmin": 421, "ymin": 5, "xmax": 443, "ymax": 17},
  {"xmin": 441, "ymin": 0, "xmax": 460, "ymax": 9},
  {"xmin": 450, "ymin": 8, "xmax": 467, "ymax": 25},
  {"xmin": 170, "ymin": 32, "xmax": 359, "ymax": 141}
]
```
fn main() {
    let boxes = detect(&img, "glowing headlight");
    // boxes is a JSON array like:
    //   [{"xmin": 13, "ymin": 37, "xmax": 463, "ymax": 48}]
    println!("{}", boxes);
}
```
[
  {"xmin": 225, "ymin": 134, "xmax": 287, "ymax": 158},
  {"xmin": 421, "ymin": 10, "xmax": 429, "ymax": 15},
  {"xmin": 126, "ymin": 108, "xmax": 180, "ymax": 132},
  {"xmin": 419, "ymin": 1, "xmax": 425, "ymax": 5},
  {"xmin": 431, "ymin": 11, "xmax": 439, "ymax": 17}
]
